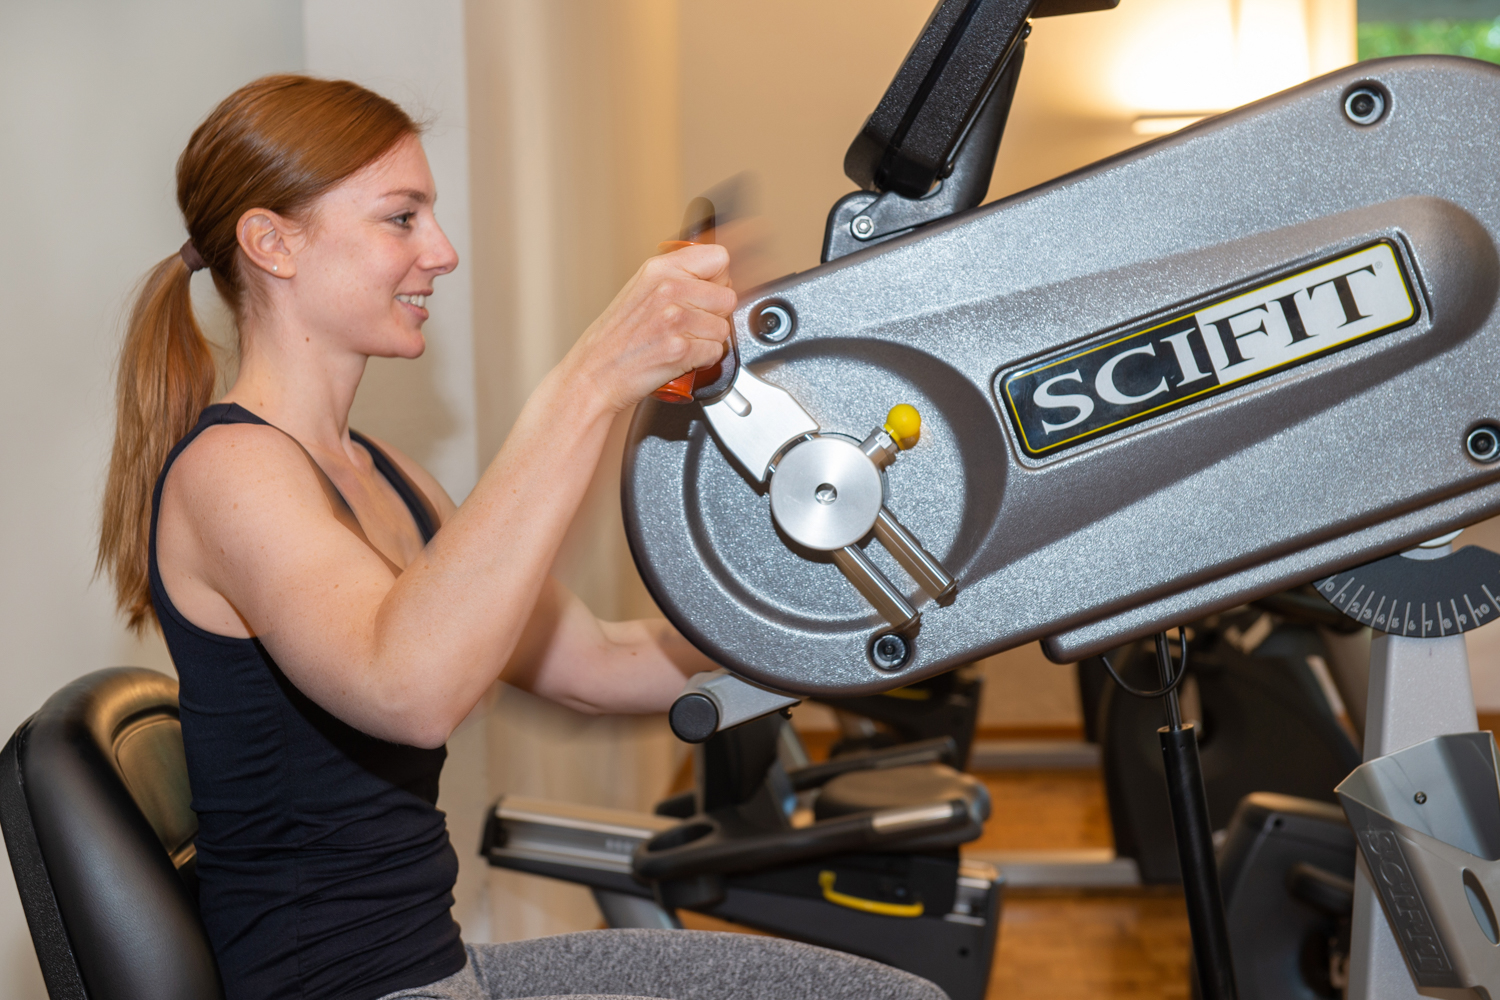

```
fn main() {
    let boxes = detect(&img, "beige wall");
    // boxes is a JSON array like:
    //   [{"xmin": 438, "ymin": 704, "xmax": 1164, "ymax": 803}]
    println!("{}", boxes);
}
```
[{"xmin": 0, "ymin": 4, "xmax": 303, "ymax": 994}]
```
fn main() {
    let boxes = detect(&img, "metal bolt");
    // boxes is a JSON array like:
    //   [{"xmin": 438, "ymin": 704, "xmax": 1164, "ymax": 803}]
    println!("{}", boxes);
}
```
[
  {"xmin": 869, "ymin": 632, "xmax": 910, "ymax": 670},
  {"xmin": 851, "ymin": 215, "xmax": 876, "ymax": 239},
  {"xmin": 1467, "ymin": 425, "xmax": 1500, "ymax": 463},
  {"xmin": 1415, "ymin": 791, "xmax": 1428, "ymax": 804},
  {"xmin": 1344, "ymin": 86, "xmax": 1386, "ymax": 126},
  {"xmin": 753, "ymin": 302, "xmax": 794, "ymax": 343}
]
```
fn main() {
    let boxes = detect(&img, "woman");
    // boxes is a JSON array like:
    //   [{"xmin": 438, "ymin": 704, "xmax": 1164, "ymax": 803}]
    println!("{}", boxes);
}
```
[{"xmin": 97, "ymin": 75, "xmax": 940, "ymax": 1000}]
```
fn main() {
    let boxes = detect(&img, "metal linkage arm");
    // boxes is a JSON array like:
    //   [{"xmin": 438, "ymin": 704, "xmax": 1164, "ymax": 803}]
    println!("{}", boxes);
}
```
[
  {"xmin": 668, "ymin": 669, "xmax": 801, "ymax": 743},
  {"xmin": 842, "ymin": 0, "xmax": 1117, "ymax": 199},
  {"xmin": 823, "ymin": 37, "xmax": 1024, "ymax": 261}
]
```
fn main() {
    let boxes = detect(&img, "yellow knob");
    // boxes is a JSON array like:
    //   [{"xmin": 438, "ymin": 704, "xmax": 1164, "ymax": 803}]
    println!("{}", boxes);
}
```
[{"xmin": 884, "ymin": 404, "xmax": 921, "ymax": 450}]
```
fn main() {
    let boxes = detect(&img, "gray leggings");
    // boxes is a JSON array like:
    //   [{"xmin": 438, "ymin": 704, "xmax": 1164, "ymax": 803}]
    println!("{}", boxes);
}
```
[{"xmin": 378, "ymin": 930, "xmax": 948, "ymax": 1000}]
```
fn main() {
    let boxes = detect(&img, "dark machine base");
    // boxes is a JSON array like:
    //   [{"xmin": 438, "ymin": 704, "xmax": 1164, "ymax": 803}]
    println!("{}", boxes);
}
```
[
  {"xmin": 481, "ymin": 715, "xmax": 1002, "ymax": 1000},
  {"xmin": 1213, "ymin": 793, "xmax": 1355, "ymax": 1000},
  {"xmin": 709, "ymin": 854, "xmax": 1001, "ymax": 1000}
]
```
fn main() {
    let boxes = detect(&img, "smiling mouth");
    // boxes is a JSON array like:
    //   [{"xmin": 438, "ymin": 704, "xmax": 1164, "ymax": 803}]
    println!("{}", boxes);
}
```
[{"xmin": 396, "ymin": 293, "xmax": 427, "ymax": 308}]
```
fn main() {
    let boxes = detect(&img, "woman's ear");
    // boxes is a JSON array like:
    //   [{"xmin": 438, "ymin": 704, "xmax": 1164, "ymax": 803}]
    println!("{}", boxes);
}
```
[{"xmin": 237, "ymin": 210, "xmax": 297, "ymax": 278}]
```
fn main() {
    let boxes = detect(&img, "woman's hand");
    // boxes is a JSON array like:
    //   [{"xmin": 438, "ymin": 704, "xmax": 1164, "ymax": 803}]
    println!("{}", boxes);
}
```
[{"xmin": 565, "ymin": 243, "xmax": 736, "ymax": 412}]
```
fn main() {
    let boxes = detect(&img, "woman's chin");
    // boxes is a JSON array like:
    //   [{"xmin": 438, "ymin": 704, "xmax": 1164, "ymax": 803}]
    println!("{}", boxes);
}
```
[{"xmin": 367, "ymin": 331, "xmax": 426, "ymax": 360}]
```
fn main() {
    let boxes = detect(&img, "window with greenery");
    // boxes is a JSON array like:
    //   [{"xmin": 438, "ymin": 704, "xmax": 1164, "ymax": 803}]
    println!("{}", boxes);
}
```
[
  {"xmin": 1359, "ymin": 18, "xmax": 1500, "ymax": 62},
  {"xmin": 1358, "ymin": 1, "xmax": 1500, "ymax": 62}
]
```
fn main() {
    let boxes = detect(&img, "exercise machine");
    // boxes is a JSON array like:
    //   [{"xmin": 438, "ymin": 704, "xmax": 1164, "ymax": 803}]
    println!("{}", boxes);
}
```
[
  {"xmin": 482, "ymin": 711, "xmax": 1003, "ymax": 1000},
  {"xmin": 1214, "ymin": 792, "xmax": 1357, "ymax": 1000},
  {"xmin": 814, "ymin": 667, "xmax": 984, "ymax": 769},
  {"xmin": 618, "ymin": 0, "xmax": 1500, "ymax": 994},
  {"xmin": 1090, "ymin": 600, "xmax": 1362, "ymax": 884}
]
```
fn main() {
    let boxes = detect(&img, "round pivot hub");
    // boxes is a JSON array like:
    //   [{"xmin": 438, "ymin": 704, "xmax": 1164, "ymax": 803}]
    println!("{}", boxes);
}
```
[{"xmin": 769, "ymin": 437, "xmax": 883, "ymax": 551}]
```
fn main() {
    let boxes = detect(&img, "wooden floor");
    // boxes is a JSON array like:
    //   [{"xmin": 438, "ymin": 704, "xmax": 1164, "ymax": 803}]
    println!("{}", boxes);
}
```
[
  {"xmin": 677, "ymin": 732, "xmax": 1194, "ymax": 999},
  {"xmin": 975, "ymin": 759, "xmax": 1191, "ymax": 998},
  {"xmin": 989, "ymin": 889, "xmax": 1190, "ymax": 1000},
  {"xmin": 970, "ymin": 768, "xmax": 1113, "ymax": 852}
]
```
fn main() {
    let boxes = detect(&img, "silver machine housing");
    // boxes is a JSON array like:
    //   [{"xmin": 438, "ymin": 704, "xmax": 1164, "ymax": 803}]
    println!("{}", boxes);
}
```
[{"xmin": 622, "ymin": 56, "xmax": 1500, "ymax": 697}]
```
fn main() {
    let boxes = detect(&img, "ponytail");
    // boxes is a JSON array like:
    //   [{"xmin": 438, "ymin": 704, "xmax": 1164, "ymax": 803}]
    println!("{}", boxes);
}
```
[
  {"xmin": 97, "ymin": 74, "xmax": 419, "ymax": 631},
  {"xmin": 99, "ymin": 253, "xmax": 217, "ymax": 632}
]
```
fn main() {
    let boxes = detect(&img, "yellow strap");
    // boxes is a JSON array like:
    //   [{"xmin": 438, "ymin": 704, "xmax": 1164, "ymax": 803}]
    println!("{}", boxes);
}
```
[{"xmin": 818, "ymin": 870, "xmax": 924, "ymax": 918}]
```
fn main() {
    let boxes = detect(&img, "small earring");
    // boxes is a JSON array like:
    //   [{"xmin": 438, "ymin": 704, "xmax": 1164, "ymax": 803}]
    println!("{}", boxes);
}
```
[{"xmin": 272, "ymin": 265, "xmax": 279, "ymax": 272}]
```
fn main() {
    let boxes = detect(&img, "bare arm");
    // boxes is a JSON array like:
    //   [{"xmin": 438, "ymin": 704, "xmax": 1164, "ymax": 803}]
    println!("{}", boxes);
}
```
[
  {"xmin": 173, "ymin": 246, "xmax": 733, "ymax": 747},
  {"xmin": 500, "ymin": 576, "xmax": 717, "ymax": 715},
  {"xmin": 359, "ymin": 435, "xmax": 705, "ymax": 712}
]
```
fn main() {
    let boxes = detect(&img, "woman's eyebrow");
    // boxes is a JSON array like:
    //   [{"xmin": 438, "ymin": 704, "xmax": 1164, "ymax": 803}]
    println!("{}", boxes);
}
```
[{"xmin": 379, "ymin": 188, "xmax": 432, "ymax": 203}]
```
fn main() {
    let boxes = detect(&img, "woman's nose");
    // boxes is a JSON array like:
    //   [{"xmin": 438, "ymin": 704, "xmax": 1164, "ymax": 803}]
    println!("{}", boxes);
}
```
[{"xmin": 423, "ymin": 220, "xmax": 460, "ymax": 275}]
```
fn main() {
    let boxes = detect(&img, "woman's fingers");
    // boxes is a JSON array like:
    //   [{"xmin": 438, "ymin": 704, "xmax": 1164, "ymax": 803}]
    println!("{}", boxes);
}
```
[
  {"xmin": 641, "ymin": 257, "xmax": 737, "ymax": 316},
  {"xmin": 672, "ymin": 314, "xmax": 732, "ymax": 371},
  {"xmin": 662, "ymin": 242, "xmax": 733, "ymax": 286},
  {"xmin": 568, "ymin": 243, "xmax": 740, "ymax": 411}
]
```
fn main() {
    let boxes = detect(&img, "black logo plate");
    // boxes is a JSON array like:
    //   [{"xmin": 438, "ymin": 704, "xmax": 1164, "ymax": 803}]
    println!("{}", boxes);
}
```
[{"xmin": 999, "ymin": 241, "xmax": 1419, "ymax": 457}]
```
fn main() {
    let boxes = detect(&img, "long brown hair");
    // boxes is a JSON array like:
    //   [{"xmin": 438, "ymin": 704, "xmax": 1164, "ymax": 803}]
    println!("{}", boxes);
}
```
[{"xmin": 99, "ymin": 75, "xmax": 419, "ymax": 632}]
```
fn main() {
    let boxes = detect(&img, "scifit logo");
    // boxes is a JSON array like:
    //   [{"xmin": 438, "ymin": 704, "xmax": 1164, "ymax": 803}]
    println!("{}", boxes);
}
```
[{"xmin": 999, "ymin": 241, "xmax": 1418, "ymax": 457}]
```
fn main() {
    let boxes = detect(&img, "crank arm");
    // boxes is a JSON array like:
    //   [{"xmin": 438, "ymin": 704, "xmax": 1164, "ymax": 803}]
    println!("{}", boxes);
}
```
[
  {"xmin": 699, "ymin": 367, "xmax": 818, "ymax": 483},
  {"xmin": 697, "ymin": 365, "xmax": 957, "ymax": 630}
]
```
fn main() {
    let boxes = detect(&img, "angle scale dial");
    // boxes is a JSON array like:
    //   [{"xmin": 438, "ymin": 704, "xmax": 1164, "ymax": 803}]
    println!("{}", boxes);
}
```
[{"xmin": 1316, "ymin": 544, "xmax": 1500, "ymax": 636}]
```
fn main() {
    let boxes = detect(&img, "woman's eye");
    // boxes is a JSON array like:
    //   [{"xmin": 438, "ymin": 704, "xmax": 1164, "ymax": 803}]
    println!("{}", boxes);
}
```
[{"xmin": 391, "ymin": 212, "xmax": 415, "ymax": 228}]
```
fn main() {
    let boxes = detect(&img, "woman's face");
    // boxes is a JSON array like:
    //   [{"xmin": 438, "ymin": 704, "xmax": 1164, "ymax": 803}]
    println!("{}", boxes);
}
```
[{"xmin": 283, "ymin": 134, "xmax": 458, "ymax": 360}]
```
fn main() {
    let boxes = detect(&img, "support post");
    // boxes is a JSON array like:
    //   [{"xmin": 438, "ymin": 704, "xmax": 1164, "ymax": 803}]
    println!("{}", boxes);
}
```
[{"xmin": 1346, "ymin": 633, "xmax": 1478, "ymax": 1000}]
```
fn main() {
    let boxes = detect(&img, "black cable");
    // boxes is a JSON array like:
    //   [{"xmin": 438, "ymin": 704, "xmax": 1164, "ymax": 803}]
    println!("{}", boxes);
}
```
[{"xmin": 1099, "ymin": 627, "xmax": 1190, "ymax": 699}]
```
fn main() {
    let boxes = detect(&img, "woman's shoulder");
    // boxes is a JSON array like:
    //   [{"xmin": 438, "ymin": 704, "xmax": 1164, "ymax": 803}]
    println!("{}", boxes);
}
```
[{"xmin": 163, "ymin": 419, "xmax": 330, "ymax": 519}]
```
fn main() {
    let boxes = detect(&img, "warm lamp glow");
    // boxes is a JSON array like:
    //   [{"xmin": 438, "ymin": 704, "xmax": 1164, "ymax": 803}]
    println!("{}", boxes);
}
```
[
  {"xmin": 1234, "ymin": 0, "xmax": 1312, "ymax": 104},
  {"xmin": 1131, "ymin": 115, "xmax": 1208, "ymax": 136},
  {"xmin": 1111, "ymin": 0, "xmax": 1327, "ymax": 131},
  {"xmin": 1109, "ymin": 0, "xmax": 1238, "ymax": 117}
]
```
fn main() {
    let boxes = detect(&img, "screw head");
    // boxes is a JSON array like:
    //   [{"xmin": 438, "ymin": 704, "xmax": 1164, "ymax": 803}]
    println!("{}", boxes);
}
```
[
  {"xmin": 752, "ymin": 302, "xmax": 794, "ymax": 343},
  {"xmin": 1415, "ymin": 791, "xmax": 1428, "ymax": 804},
  {"xmin": 1467, "ymin": 425, "xmax": 1500, "ymax": 463},
  {"xmin": 851, "ymin": 215, "xmax": 876, "ymax": 239},
  {"xmin": 1344, "ymin": 86, "xmax": 1386, "ymax": 126},
  {"xmin": 869, "ymin": 632, "xmax": 910, "ymax": 670}
]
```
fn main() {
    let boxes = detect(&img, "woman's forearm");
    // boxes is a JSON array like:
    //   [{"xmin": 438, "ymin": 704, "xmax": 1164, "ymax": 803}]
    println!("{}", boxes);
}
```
[{"xmin": 503, "ymin": 580, "xmax": 714, "ymax": 716}]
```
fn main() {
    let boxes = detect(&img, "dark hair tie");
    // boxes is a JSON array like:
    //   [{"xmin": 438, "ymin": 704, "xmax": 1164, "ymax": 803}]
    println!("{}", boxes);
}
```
[{"xmin": 180, "ymin": 239, "xmax": 207, "ymax": 273}]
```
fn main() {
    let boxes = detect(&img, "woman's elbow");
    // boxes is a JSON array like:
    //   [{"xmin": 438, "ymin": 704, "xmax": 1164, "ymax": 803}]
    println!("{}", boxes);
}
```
[
  {"xmin": 373, "ymin": 703, "xmax": 460, "ymax": 750},
  {"xmin": 546, "ymin": 678, "xmax": 612, "ymax": 717},
  {"xmin": 546, "ymin": 685, "xmax": 608, "ymax": 717},
  {"xmin": 403, "ymin": 723, "xmax": 454, "ymax": 751}
]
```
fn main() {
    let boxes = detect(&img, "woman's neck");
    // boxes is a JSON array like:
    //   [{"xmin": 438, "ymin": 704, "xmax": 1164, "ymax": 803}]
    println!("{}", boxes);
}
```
[{"xmin": 221, "ymin": 323, "xmax": 369, "ymax": 455}]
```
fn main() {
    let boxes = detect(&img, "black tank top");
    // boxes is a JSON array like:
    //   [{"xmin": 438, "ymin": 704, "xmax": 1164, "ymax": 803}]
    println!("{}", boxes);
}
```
[{"xmin": 148, "ymin": 403, "xmax": 466, "ymax": 1000}]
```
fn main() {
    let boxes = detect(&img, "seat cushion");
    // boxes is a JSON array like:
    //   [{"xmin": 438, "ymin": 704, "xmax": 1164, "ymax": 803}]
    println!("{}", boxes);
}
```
[
  {"xmin": 6, "ymin": 667, "xmax": 223, "ymax": 1000},
  {"xmin": 814, "ymin": 763, "xmax": 989, "ymax": 820}
]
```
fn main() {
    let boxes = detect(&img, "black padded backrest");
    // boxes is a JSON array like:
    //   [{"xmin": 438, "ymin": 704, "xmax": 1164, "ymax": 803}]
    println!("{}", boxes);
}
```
[{"xmin": 0, "ymin": 667, "xmax": 223, "ymax": 1000}]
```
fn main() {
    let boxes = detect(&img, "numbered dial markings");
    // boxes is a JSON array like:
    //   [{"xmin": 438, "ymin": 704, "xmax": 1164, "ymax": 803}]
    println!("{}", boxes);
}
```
[{"xmin": 1316, "ymin": 546, "xmax": 1500, "ymax": 636}]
